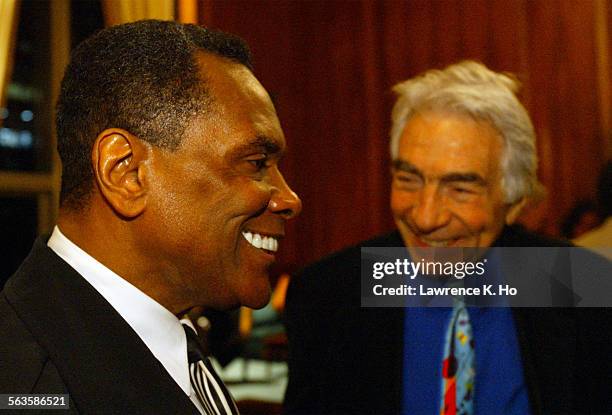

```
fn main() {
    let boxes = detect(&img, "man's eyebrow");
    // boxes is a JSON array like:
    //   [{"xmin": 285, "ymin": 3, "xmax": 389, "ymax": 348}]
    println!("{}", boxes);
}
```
[
  {"xmin": 392, "ymin": 159, "xmax": 422, "ymax": 176},
  {"xmin": 242, "ymin": 135, "xmax": 282, "ymax": 154},
  {"xmin": 393, "ymin": 159, "xmax": 487, "ymax": 185},
  {"xmin": 440, "ymin": 172, "xmax": 487, "ymax": 186}
]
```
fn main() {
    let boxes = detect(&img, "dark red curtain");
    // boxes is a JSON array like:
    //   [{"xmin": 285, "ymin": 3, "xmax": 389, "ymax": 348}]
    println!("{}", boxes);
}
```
[{"xmin": 200, "ymin": 0, "xmax": 611, "ymax": 270}]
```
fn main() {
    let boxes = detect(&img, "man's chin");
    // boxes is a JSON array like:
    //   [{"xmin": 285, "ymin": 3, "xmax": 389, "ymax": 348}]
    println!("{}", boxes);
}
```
[
  {"xmin": 192, "ymin": 280, "xmax": 271, "ymax": 311},
  {"xmin": 234, "ymin": 271, "xmax": 273, "ymax": 309},
  {"xmin": 240, "ymin": 288, "xmax": 272, "ymax": 310}
]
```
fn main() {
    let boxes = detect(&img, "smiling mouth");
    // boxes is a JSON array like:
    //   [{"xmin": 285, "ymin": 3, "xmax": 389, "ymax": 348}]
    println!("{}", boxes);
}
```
[
  {"xmin": 415, "ymin": 237, "xmax": 456, "ymax": 248},
  {"xmin": 242, "ymin": 231, "xmax": 279, "ymax": 252}
]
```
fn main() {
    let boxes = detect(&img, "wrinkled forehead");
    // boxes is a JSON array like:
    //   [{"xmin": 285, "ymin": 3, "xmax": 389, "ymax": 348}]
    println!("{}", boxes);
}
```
[{"xmin": 398, "ymin": 110, "xmax": 504, "ymax": 176}]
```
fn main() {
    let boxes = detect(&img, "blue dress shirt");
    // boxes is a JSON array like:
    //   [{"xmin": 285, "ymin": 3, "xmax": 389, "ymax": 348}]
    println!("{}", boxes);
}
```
[{"xmin": 401, "ymin": 307, "xmax": 531, "ymax": 414}]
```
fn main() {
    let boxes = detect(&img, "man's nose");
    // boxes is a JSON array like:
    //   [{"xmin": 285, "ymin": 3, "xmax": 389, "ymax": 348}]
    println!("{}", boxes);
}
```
[
  {"xmin": 268, "ymin": 167, "xmax": 302, "ymax": 220},
  {"xmin": 410, "ymin": 185, "xmax": 450, "ymax": 233}
]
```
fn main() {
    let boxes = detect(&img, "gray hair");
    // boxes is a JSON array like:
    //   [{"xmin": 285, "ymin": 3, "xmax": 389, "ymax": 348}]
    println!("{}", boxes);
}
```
[{"xmin": 390, "ymin": 60, "xmax": 542, "ymax": 203}]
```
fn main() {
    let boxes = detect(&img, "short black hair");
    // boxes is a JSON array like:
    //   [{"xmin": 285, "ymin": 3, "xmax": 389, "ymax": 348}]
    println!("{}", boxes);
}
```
[{"xmin": 56, "ymin": 19, "xmax": 252, "ymax": 209}]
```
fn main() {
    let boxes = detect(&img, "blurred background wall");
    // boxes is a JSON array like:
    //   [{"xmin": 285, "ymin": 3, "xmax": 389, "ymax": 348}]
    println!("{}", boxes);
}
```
[
  {"xmin": 201, "ymin": 0, "xmax": 611, "ymax": 270},
  {"xmin": 0, "ymin": 0, "xmax": 610, "ymax": 286}
]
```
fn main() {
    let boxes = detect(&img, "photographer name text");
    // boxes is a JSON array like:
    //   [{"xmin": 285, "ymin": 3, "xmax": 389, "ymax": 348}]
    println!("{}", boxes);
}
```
[{"xmin": 372, "ymin": 284, "xmax": 518, "ymax": 296}]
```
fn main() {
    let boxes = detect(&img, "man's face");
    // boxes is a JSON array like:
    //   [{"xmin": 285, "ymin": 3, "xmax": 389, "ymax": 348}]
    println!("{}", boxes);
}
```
[
  {"xmin": 139, "ymin": 53, "xmax": 301, "ymax": 311},
  {"xmin": 391, "ymin": 111, "xmax": 514, "ymax": 250}
]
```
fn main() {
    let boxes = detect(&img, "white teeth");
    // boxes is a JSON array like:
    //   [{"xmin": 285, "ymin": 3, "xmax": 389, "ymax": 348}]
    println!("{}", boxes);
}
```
[
  {"xmin": 423, "ymin": 239, "xmax": 449, "ymax": 247},
  {"xmin": 242, "ymin": 231, "xmax": 278, "ymax": 252},
  {"xmin": 252, "ymin": 233, "xmax": 262, "ymax": 248}
]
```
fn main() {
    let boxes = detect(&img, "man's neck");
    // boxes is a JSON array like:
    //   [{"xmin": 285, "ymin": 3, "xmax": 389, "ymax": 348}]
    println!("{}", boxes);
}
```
[{"xmin": 56, "ymin": 209, "xmax": 188, "ymax": 315}]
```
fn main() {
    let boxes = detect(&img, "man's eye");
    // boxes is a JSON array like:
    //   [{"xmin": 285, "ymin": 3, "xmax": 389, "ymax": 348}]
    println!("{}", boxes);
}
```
[
  {"xmin": 394, "ymin": 173, "xmax": 422, "ymax": 189},
  {"xmin": 246, "ymin": 155, "xmax": 268, "ymax": 170},
  {"xmin": 397, "ymin": 175, "xmax": 417, "ymax": 182},
  {"xmin": 449, "ymin": 185, "xmax": 479, "ymax": 201}
]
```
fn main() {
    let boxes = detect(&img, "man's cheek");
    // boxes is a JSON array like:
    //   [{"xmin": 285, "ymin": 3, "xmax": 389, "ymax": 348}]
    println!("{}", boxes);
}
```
[
  {"xmin": 248, "ymin": 185, "xmax": 274, "ymax": 209},
  {"xmin": 456, "ymin": 208, "xmax": 496, "ymax": 234},
  {"xmin": 390, "ymin": 193, "xmax": 414, "ymax": 216}
]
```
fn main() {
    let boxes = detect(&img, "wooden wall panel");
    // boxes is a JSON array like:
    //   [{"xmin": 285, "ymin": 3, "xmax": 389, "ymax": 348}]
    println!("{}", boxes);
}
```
[{"xmin": 521, "ymin": 0, "xmax": 605, "ymax": 233}]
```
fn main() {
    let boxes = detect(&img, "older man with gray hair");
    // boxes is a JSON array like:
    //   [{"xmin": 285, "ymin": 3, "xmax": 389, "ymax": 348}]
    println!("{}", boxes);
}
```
[{"xmin": 284, "ymin": 61, "xmax": 611, "ymax": 415}]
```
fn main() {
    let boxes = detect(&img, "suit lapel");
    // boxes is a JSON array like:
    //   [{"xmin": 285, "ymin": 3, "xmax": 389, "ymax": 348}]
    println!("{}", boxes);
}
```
[
  {"xmin": 512, "ymin": 308, "xmax": 576, "ymax": 414},
  {"xmin": 5, "ymin": 237, "xmax": 198, "ymax": 414},
  {"xmin": 496, "ymin": 226, "xmax": 577, "ymax": 414}
]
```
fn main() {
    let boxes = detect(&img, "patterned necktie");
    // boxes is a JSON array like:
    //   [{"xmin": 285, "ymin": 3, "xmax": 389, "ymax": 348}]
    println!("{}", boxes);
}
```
[
  {"xmin": 182, "ymin": 324, "xmax": 240, "ymax": 415},
  {"xmin": 440, "ymin": 300, "xmax": 475, "ymax": 415}
]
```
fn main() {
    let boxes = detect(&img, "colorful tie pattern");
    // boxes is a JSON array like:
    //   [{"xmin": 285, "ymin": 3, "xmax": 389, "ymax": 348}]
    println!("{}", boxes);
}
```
[
  {"xmin": 182, "ymin": 324, "xmax": 240, "ymax": 415},
  {"xmin": 441, "ymin": 300, "xmax": 475, "ymax": 415}
]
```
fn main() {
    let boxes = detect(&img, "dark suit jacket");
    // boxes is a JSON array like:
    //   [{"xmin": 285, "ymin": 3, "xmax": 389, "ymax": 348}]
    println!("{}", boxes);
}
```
[
  {"xmin": 0, "ymin": 236, "xmax": 199, "ymax": 414},
  {"xmin": 284, "ymin": 226, "xmax": 612, "ymax": 415}
]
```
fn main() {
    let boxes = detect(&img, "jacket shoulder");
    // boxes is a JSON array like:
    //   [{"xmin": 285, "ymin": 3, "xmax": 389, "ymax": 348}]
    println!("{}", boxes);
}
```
[
  {"xmin": 497, "ymin": 225, "xmax": 573, "ymax": 247},
  {"xmin": 299, "ymin": 231, "xmax": 403, "ymax": 277},
  {"xmin": 287, "ymin": 232, "xmax": 402, "ymax": 307},
  {"xmin": 0, "ymin": 293, "xmax": 64, "ymax": 393}
]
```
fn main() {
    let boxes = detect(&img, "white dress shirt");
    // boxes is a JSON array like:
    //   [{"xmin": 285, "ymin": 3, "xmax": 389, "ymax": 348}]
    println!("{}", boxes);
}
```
[{"xmin": 47, "ymin": 226, "xmax": 205, "ymax": 413}]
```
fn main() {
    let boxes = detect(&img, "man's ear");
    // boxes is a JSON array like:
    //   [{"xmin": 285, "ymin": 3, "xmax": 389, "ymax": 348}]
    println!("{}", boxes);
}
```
[
  {"xmin": 505, "ymin": 197, "xmax": 528, "ymax": 225},
  {"xmin": 92, "ymin": 129, "xmax": 149, "ymax": 218}
]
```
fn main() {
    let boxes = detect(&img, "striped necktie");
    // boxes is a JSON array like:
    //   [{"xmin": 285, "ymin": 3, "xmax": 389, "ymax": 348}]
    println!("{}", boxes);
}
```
[
  {"xmin": 182, "ymin": 324, "xmax": 240, "ymax": 415},
  {"xmin": 440, "ymin": 300, "xmax": 475, "ymax": 415}
]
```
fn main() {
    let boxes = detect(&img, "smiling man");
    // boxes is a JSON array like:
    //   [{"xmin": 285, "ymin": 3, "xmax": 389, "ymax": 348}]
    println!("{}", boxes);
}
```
[
  {"xmin": 0, "ymin": 20, "xmax": 300, "ymax": 414},
  {"xmin": 284, "ymin": 61, "xmax": 611, "ymax": 414},
  {"xmin": 390, "ymin": 111, "xmax": 524, "ymax": 251}
]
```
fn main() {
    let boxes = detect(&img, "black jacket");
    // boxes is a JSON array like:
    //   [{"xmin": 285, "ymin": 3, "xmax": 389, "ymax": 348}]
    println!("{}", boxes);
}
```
[
  {"xmin": 0, "ymin": 236, "xmax": 199, "ymax": 414},
  {"xmin": 284, "ymin": 226, "xmax": 612, "ymax": 414}
]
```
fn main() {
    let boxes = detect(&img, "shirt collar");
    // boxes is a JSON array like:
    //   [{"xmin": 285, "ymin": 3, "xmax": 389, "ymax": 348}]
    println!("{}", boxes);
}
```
[{"xmin": 47, "ymin": 226, "xmax": 192, "ymax": 395}]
